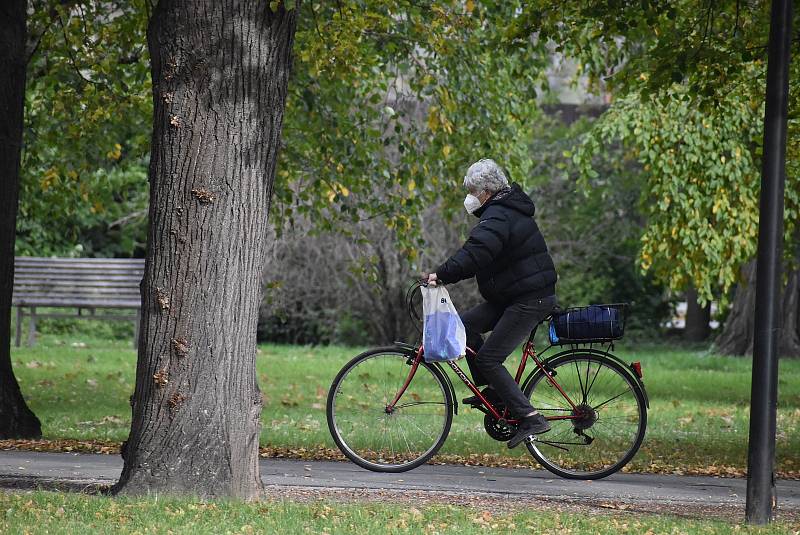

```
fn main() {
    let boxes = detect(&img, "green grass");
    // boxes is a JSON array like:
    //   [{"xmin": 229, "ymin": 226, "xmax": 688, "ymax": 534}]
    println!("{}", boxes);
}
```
[
  {"xmin": 0, "ymin": 491, "xmax": 797, "ymax": 534},
  {"xmin": 8, "ymin": 334, "xmax": 800, "ymax": 475}
]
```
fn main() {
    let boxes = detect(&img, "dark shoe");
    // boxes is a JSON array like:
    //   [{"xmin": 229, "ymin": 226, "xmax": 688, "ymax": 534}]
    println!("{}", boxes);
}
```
[
  {"xmin": 462, "ymin": 387, "xmax": 502, "ymax": 408},
  {"xmin": 507, "ymin": 413, "xmax": 551, "ymax": 449}
]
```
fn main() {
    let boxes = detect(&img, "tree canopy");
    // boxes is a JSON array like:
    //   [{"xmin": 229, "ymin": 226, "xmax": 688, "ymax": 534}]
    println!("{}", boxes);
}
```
[
  {"xmin": 19, "ymin": 1, "xmax": 151, "ymax": 256},
  {"xmin": 18, "ymin": 0, "xmax": 796, "ymax": 333},
  {"xmin": 18, "ymin": 1, "xmax": 558, "ymax": 265},
  {"xmin": 510, "ymin": 1, "xmax": 800, "ymax": 301}
]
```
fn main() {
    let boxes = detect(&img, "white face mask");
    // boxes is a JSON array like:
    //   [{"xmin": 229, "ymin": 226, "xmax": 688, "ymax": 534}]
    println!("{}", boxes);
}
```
[{"xmin": 464, "ymin": 193, "xmax": 482, "ymax": 214}]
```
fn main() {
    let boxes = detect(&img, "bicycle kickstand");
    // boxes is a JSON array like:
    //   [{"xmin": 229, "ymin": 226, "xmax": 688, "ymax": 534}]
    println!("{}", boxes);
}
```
[{"xmin": 524, "ymin": 434, "xmax": 538, "ymax": 444}]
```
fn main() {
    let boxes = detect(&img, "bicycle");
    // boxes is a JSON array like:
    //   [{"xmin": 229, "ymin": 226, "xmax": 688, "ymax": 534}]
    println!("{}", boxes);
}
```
[{"xmin": 326, "ymin": 281, "xmax": 649, "ymax": 480}]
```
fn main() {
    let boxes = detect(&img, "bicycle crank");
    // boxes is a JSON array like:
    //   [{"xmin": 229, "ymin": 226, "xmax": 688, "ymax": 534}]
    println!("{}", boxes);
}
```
[{"xmin": 483, "ymin": 413, "xmax": 517, "ymax": 441}]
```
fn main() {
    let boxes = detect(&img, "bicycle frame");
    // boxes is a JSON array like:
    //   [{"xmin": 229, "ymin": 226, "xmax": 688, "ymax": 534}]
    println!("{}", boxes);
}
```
[{"xmin": 385, "ymin": 339, "xmax": 582, "ymax": 424}]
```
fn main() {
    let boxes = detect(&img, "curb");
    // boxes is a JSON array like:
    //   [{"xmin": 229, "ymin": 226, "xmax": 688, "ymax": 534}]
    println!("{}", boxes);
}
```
[{"xmin": 0, "ymin": 475, "xmax": 112, "ymax": 494}]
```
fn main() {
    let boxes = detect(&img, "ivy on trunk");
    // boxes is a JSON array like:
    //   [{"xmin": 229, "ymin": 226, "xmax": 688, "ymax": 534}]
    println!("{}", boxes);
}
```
[{"xmin": 113, "ymin": 0, "xmax": 298, "ymax": 499}]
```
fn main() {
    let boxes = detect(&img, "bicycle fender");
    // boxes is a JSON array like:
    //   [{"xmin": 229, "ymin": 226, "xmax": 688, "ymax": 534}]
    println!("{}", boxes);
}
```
[
  {"xmin": 521, "ymin": 348, "xmax": 649, "ymax": 409},
  {"xmin": 392, "ymin": 341, "xmax": 418, "ymax": 354},
  {"xmin": 599, "ymin": 351, "xmax": 650, "ymax": 409}
]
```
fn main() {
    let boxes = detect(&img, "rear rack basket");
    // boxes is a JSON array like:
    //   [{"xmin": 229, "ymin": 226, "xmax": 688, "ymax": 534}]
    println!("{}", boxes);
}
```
[{"xmin": 549, "ymin": 303, "xmax": 628, "ymax": 345}]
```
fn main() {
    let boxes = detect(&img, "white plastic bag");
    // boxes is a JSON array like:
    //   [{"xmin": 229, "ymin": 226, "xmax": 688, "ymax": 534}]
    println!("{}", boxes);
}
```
[{"xmin": 421, "ymin": 285, "xmax": 466, "ymax": 362}]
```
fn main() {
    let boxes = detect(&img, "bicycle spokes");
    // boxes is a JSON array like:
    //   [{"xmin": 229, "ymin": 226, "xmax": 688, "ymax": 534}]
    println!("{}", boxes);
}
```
[{"xmin": 328, "ymin": 349, "xmax": 451, "ymax": 471}]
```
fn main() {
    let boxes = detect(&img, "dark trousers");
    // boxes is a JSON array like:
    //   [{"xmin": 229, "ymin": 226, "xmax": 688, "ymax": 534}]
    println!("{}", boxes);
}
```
[{"xmin": 461, "ymin": 294, "xmax": 557, "ymax": 418}]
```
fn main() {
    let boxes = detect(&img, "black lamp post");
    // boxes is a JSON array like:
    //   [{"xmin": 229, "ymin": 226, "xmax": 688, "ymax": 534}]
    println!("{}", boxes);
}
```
[{"xmin": 746, "ymin": 0, "xmax": 792, "ymax": 525}]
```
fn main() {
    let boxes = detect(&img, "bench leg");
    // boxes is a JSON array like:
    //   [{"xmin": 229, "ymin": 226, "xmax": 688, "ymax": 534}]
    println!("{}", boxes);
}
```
[
  {"xmin": 28, "ymin": 307, "xmax": 36, "ymax": 347},
  {"xmin": 15, "ymin": 307, "xmax": 22, "ymax": 347},
  {"xmin": 133, "ymin": 309, "xmax": 141, "ymax": 349}
]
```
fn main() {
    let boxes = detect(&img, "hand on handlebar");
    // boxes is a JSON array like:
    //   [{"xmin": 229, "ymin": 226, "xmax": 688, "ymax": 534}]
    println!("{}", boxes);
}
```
[{"xmin": 420, "ymin": 272, "xmax": 438, "ymax": 287}]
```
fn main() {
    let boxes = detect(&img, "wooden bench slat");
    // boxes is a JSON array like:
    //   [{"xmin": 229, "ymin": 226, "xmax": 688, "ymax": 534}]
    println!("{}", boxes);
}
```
[
  {"xmin": 14, "ymin": 298, "xmax": 141, "ymax": 307},
  {"xmin": 14, "ymin": 286, "xmax": 141, "ymax": 293},
  {"xmin": 14, "ymin": 267, "xmax": 143, "ymax": 274},
  {"xmin": 15, "ymin": 271, "xmax": 143, "ymax": 278},
  {"xmin": 14, "ymin": 279, "xmax": 142, "ymax": 286},
  {"xmin": 13, "ymin": 265, "xmax": 141, "ymax": 270},
  {"xmin": 14, "ymin": 299, "xmax": 140, "ymax": 305},
  {"xmin": 14, "ymin": 280, "xmax": 142, "ymax": 288},
  {"xmin": 15, "ymin": 267, "xmax": 143, "ymax": 274},
  {"xmin": 25, "ymin": 312, "xmax": 137, "ymax": 321},
  {"xmin": 14, "ymin": 272, "xmax": 142, "ymax": 279},
  {"xmin": 15, "ymin": 256, "xmax": 145, "ymax": 264},
  {"xmin": 15, "ymin": 277, "xmax": 141, "ymax": 282},
  {"xmin": 15, "ymin": 261, "xmax": 143, "ymax": 266},
  {"xmin": 14, "ymin": 291, "xmax": 141, "ymax": 299}
]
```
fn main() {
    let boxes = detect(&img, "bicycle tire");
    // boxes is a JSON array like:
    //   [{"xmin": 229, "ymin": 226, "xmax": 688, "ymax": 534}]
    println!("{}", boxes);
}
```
[
  {"xmin": 523, "ymin": 352, "xmax": 647, "ymax": 479},
  {"xmin": 326, "ymin": 347, "xmax": 453, "ymax": 472}
]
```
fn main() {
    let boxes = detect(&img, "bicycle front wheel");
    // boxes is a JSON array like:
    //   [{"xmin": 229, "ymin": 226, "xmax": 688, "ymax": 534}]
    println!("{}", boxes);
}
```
[
  {"xmin": 326, "ymin": 347, "xmax": 453, "ymax": 472},
  {"xmin": 523, "ymin": 352, "xmax": 647, "ymax": 479}
]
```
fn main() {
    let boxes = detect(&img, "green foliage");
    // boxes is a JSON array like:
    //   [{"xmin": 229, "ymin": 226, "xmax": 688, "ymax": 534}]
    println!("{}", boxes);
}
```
[
  {"xmin": 510, "ymin": 2, "xmax": 800, "ymax": 302},
  {"xmin": 276, "ymin": 1, "xmax": 552, "ymax": 264},
  {"xmin": 18, "ymin": 1, "xmax": 151, "ymax": 257},
  {"xmin": 531, "ymin": 115, "xmax": 670, "ymax": 333},
  {"xmin": 18, "ymin": 1, "xmax": 559, "ymax": 265},
  {"xmin": 16, "ymin": 162, "xmax": 149, "ymax": 257},
  {"xmin": 574, "ymin": 85, "xmax": 765, "ymax": 302},
  {"xmin": 507, "ymin": 1, "xmax": 778, "ymax": 102},
  {"xmin": 17, "ymin": 1, "xmax": 798, "ymax": 308}
]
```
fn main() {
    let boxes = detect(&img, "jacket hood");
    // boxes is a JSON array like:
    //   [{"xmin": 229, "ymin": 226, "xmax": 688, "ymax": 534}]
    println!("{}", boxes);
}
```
[{"xmin": 474, "ymin": 183, "xmax": 535, "ymax": 218}]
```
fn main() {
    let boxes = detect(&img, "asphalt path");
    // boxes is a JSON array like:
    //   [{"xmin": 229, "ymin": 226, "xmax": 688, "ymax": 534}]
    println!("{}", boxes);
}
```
[{"xmin": 1, "ymin": 450, "xmax": 799, "ymax": 513}]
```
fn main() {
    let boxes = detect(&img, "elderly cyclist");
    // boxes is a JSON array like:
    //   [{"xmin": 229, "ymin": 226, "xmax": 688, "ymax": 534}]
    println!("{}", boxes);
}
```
[{"xmin": 424, "ymin": 158, "xmax": 558, "ymax": 449}]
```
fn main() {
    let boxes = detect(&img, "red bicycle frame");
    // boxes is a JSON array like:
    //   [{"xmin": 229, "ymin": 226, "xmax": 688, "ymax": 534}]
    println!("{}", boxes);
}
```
[{"xmin": 385, "ymin": 339, "xmax": 583, "ymax": 423}]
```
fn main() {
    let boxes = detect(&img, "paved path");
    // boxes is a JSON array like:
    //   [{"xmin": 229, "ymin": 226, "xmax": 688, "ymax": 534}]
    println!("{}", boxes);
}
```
[{"xmin": 1, "ymin": 451, "xmax": 799, "ymax": 512}]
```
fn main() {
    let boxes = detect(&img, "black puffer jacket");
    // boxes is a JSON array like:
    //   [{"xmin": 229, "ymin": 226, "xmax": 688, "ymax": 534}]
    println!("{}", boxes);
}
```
[{"xmin": 435, "ymin": 183, "xmax": 557, "ymax": 303}]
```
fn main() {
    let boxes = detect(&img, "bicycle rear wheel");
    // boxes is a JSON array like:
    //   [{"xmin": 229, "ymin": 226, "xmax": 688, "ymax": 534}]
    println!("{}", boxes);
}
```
[
  {"xmin": 523, "ymin": 352, "xmax": 647, "ymax": 479},
  {"xmin": 326, "ymin": 347, "xmax": 453, "ymax": 472}
]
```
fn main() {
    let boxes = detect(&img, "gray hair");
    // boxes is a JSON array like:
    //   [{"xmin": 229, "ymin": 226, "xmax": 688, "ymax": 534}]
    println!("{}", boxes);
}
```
[{"xmin": 462, "ymin": 158, "xmax": 509, "ymax": 194}]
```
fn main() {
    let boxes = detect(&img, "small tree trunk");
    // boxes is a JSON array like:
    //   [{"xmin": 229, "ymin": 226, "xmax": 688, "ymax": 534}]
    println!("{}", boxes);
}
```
[
  {"xmin": 684, "ymin": 284, "xmax": 711, "ymax": 342},
  {"xmin": 113, "ymin": 0, "xmax": 298, "ymax": 499},
  {"xmin": 0, "ymin": 0, "xmax": 41, "ymax": 439}
]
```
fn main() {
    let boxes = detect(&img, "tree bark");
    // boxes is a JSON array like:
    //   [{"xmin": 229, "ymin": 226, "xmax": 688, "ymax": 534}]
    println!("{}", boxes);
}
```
[
  {"xmin": 684, "ymin": 284, "xmax": 711, "ymax": 342},
  {"xmin": 0, "ymin": 1, "xmax": 42, "ymax": 439},
  {"xmin": 778, "ymin": 265, "xmax": 800, "ymax": 357},
  {"xmin": 716, "ymin": 259, "xmax": 800, "ymax": 357},
  {"xmin": 716, "ymin": 261, "xmax": 757, "ymax": 356},
  {"xmin": 113, "ymin": 0, "xmax": 298, "ymax": 499}
]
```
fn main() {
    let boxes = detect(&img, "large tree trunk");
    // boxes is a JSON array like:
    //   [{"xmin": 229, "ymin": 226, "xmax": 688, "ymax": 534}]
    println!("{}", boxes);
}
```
[
  {"xmin": 113, "ymin": 0, "xmax": 297, "ymax": 499},
  {"xmin": 716, "ymin": 259, "xmax": 800, "ymax": 357},
  {"xmin": 778, "ymin": 265, "xmax": 800, "ymax": 357},
  {"xmin": 717, "ymin": 261, "xmax": 758, "ymax": 356},
  {"xmin": 0, "ymin": 0, "xmax": 41, "ymax": 439},
  {"xmin": 684, "ymin": 284, "xmax": 711, "ymax": 342}
]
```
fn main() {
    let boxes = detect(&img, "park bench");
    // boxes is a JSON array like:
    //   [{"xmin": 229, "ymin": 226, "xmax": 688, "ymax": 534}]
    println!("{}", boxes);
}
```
[{"xmin": 12, "ymin": 257, "xmax": 145, "ymax": 347}]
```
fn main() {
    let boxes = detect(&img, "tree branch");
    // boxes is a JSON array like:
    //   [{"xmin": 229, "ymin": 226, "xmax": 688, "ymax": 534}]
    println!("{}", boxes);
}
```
[
  {"xmin": 108, "ymin": 209, "xmax": 148, "ymax": 229},
  {"xmin": 56, "ymin": 10, "xmax": 107, "ymax": 88},
  {"xmin": 25, "ymin": 0, "xmax": 83, "ymax": 64}
]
